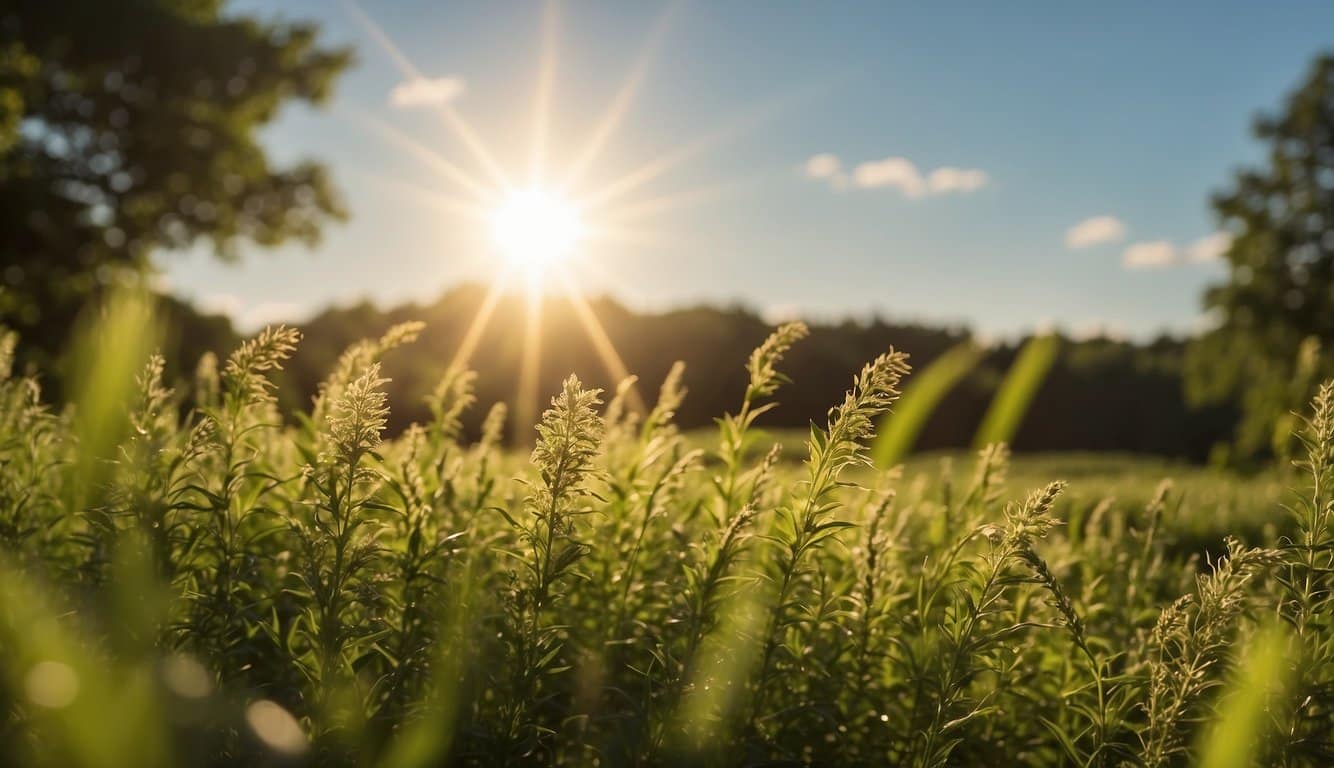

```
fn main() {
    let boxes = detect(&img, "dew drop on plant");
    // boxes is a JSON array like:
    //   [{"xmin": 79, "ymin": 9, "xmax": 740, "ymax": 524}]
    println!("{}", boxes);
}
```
[{"xmin": 24, "ymin": 661, "xmax": 79, "ymax": 709}]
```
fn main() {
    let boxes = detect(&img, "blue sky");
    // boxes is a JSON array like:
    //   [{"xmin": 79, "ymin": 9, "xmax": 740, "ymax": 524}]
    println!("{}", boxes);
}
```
[{"xmin": 161, "ymin": 0, "xmax": 1334, "ymax": 339}]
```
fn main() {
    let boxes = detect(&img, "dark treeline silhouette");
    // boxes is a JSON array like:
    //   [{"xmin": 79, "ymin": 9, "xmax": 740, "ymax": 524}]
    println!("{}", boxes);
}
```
[{"xmin": 165, "ymin": 284, "xmax": 1233, "ymax": 461}]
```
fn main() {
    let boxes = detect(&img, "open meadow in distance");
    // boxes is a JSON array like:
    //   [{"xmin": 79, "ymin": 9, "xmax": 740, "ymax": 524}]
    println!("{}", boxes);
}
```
[{"xmin": 2, "ymin": 2, "xmax": 1333, "ymax": 766}]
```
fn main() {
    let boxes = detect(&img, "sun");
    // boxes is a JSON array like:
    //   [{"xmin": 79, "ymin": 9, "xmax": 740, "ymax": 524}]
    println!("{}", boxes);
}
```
[
  {"xmin": 346, "ymin": 0, "xmax": 728, "ymax": 427},
  {"xmin": 490, "ymin": 187, "xmax": 583, "ymax": 270}
]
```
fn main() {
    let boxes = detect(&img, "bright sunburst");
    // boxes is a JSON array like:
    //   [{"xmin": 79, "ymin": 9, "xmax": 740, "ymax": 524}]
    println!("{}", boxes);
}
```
[
  {"xmin": 490, "ymin": 187, "xmax": 583, "ymax": 271},
  {"xmin": 343, "ymin": 0, "xmax": 780, "ymax": 430}
]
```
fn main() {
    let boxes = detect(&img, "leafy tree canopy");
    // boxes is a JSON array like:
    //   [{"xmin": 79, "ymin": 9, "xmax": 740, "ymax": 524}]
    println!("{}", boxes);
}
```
[
  {"xmin": 1188, "ymin": 54, "xmax": 1334, "ymax": 459},
  {"xmin": 0, "ymin": 0, "xmax": 350, "ymax": 367}
]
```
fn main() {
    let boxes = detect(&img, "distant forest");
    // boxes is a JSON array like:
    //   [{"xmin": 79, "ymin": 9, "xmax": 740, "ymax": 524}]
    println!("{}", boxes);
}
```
[{"xmin": 137, "ymin": 284, "xmax": 1236, "ymax": 461}]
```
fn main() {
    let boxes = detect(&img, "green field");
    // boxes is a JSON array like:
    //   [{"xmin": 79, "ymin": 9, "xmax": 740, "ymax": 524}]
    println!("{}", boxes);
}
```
[
  {"xmin": 0, "ymin": 317, "xmax": 1329, "ymax": 767},
  {"xmin": 5, "ymin": 3, "xmax": 1334, "ymax": 766},
  {"xmin": 689, "ymin": 428, "xmax": 1289, "ymax": 549}
]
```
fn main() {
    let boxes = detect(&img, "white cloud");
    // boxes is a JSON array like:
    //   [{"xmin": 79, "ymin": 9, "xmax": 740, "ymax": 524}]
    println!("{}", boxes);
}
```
[
  {"xmin": 1115, "ymin": 231, "xmax": 1232, "ymax": 271},
  {"xmin": 1064, "ymin": 215, "xmax": 1126, "ymax": 249},
  {"xmin": 834, "ymin": 155, "xmax": 988, "ymax": 198},
  {"xmin": 389, "ymin": 76, "xmax": 466, "ymax": 109},
  {"xmin": 1122, "ymin": 240, "xmax": 1178, "ymax": 270},
  {"xmin": 1186, "ymin": 231, "xmax": 1232, "ymax": 263},
  {"xmin": 927, "ymin": 167, "xmax": 989, "ymax": 195},
  {"xmin": 803, "ymin": 153, "xmax": 849, "ymax": 188},
  {"xmin": 804, "ymin": 153, "xmax": 841, "ymax": 179},
  {"xmin": 852, "ymin": 156, "xmax": 926, "ymax": 196}
]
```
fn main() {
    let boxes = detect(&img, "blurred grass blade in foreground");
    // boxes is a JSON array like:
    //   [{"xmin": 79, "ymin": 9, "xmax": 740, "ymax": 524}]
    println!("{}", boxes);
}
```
[
  {"xmin": 1197, "ymin": 623, "xmax": 1291, "ymax": 768},
  {"xmin": 66, "ymin": 288, "xmax": 161, "ymax": 505},
  {"xmin": 973, "ymin": 333, "xmax": 1058, "ymax": 449},
  {"xmin": 873, "ymin": 340, "xmax": 984, "ymax": 468}
]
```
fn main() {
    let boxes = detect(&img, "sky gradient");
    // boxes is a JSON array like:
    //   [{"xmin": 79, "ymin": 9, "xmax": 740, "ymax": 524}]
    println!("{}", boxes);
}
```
[{"xmin": 160, "ymin": 0, "xmax": 1334, "ymax": 340}]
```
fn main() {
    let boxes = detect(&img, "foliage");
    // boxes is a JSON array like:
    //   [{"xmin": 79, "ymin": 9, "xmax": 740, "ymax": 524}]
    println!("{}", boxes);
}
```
[
  {"xmin": 0, "ymin": 0, "xmax": 349, "ymax": 370},
  {"xmin": 0, "ymin": 314, "xmax": 1329, "ymax": 766},
  {"xmin": 1187, "ymin": 54, "xmax": 1334, "ymax": 459}
]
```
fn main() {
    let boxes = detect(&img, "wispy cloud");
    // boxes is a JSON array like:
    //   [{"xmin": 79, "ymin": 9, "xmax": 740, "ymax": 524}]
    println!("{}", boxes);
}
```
[
  {"xmin": 1064, "ymin": 215, "xmax": 1126, "ymax": 249},
  {"xmin": 1186, "ymin": 231, "xmax": 1232, "ymax": 262},
  {"xmin": 803, "ymin": 153, "xmax": 848, "ymax": 188},
  {"xmin": 926, "ymin": 167, "xmax": 989, "ymax": 195},
  {"xmin": 852, "ymin": 157, "xmax": 926, "ymax": 196},
  {"xmin": 804, "ymin": 153, "xmax": 841, "ymax": 179},
  {"xmin": 1122, "ymin": 240, "xmax": 1178, "ymax": 270},
  {"xmin": 1119, "ymin": 230, "xmax": 1232, "ymax": 269},
  {"xmin": 389, "ymin": 76, "xmax": 466, "ymax": 109},
  {"xmin": 804, "ymin": 153, "xmax": 988, "ymax": 198}
]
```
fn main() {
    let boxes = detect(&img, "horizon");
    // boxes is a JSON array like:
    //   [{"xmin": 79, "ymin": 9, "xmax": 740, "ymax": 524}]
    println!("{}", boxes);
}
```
[
  {"xmin": 157, "ymin": 1, "xmax": 1334, "ymax": 340},
  {"xmin": 236, "ymin": 277, "xmax": 1195, "ymax": 348}
]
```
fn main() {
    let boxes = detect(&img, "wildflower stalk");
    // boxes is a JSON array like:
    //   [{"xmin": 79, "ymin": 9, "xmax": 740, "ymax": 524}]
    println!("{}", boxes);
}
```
[
  {"xmin": 499, "ymin": 375, "xmax": 603, "ymax": 753},
  {"xmin": 916, "ymin": 482, "xmax": 1064, "ymax": 768},
  {"xmin": 1140, "ymin": 538, "xmax": 1281, "ymax": 766},
  {"xmin": 716, "ymin": 322, "xmax": 808, "ymax": 519},
  {"xmin": 658, "ymin": 324, "xmax": 808, "ymax": 739},
  {"xmin": 291, "ymin": 363, "xmax": 392, "ymax": 725},
  {"xmin": 750, "ymin": 349, "xmax": 910, "ymax": 737},
  {"xmin": 185, "ymin": 325, "xmax": 299, "ymax": 669},
  {"xmin": 1269, "ymin": 380, "xmax": 1334, "ymax": 763},
  {"xmin": 0, "ymin": 328, "xmax": 60, "ymax": 557}
]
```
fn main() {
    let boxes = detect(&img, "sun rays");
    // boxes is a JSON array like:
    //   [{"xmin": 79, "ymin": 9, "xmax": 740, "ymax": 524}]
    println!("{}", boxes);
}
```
[{"xmin": 341, "ymin": 0, "xmax": 774, "ymax": 432}]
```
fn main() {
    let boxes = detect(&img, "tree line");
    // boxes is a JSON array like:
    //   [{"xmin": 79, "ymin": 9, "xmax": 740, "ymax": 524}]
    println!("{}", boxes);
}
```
[{"xmin": 143, "ymin": 284, "xmax": 1234, "ymax": 460}]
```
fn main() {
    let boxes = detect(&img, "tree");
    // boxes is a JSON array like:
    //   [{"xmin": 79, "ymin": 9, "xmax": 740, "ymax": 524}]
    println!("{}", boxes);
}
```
[
  {"xmin": 1187, "ymin": 53, "xmax": 1334, "ymax": 460},
  {"xmin": 0, "ymin": 0, "xmax": 350, "ymax": 370}
]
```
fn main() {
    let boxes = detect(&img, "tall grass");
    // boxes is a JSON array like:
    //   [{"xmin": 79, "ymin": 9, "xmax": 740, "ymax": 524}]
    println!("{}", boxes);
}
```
[
  {"xmin": 0, "ymin": 308, "xmax": 1329, "ymax": 766},
  {"xmin": 974, "ymin": 332, "xmax": 1059, "ymax": 449},
  {"xmin": 872, "ymin": 340, "xmax": 983, "ymax": 468}
]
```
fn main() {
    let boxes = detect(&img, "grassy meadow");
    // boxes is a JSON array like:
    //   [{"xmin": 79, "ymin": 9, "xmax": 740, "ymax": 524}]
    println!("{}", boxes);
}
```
[
  {"xmin": 6, "ymin": 3, "xmax": 1333, "ymax": 767},
  {"xmin": 0, "ymin": 298, "xmax": 1329, "ymax": 767}
]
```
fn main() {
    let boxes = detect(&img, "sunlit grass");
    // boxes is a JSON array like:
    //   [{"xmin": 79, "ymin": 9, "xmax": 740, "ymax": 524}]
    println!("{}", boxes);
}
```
[{"xmin": 0, "ymin": 309, "xmax": 1327, "ymax": 765}]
